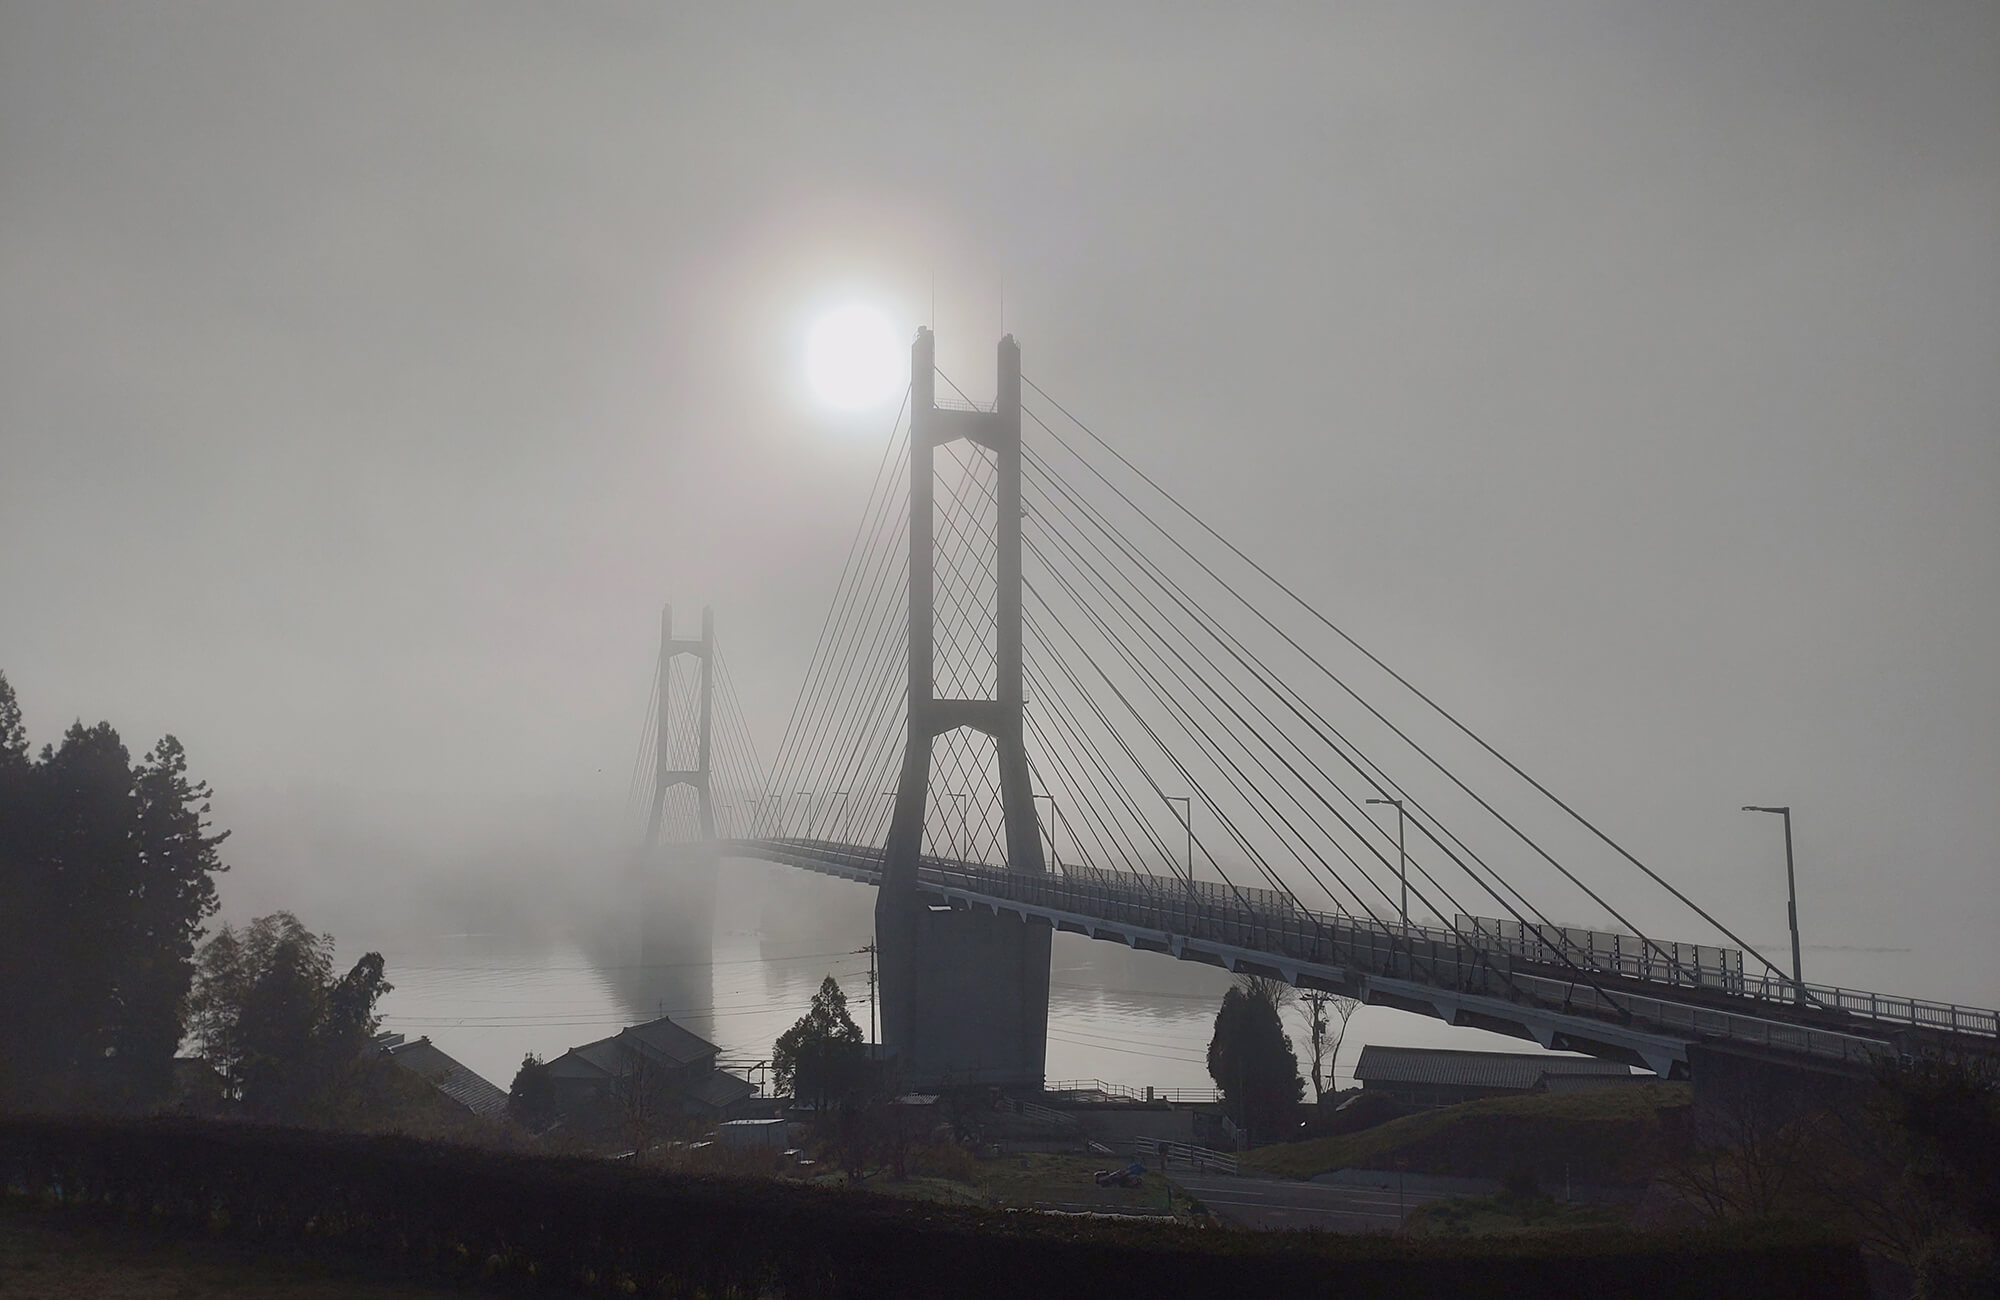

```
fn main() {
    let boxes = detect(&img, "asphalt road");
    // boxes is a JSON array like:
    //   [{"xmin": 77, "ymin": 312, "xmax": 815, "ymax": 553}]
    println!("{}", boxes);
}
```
[{"xmin": 1172, "ymin": 1173, "xmax": 1449, "ymax": 1233}]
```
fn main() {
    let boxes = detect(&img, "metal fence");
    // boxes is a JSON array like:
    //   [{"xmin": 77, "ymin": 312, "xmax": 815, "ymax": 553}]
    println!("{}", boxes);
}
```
[
  {"xmin": 1457, "ymin": 913, "xmax": 1745, "ymax": 993},
  {"xmin": 1043, "ymin": 1079, "xmax": 1221, "ymax": 1105},
  {"xmin": 1133, "ymin": 1136, "xmax": 1237, "ymax": 1176},
  {"xmin": 733, "ymin": 839, "xmax": 1999, "ymax": 1061}
]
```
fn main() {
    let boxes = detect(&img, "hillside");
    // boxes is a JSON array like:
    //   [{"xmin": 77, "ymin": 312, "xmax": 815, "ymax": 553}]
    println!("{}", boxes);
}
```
[{"xmin": 1242, "ymin": 1083, "xmax": 1692, "ymax": 1185}]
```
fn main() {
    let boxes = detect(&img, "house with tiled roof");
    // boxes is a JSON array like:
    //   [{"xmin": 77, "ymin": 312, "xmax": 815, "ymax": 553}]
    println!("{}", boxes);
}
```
[
  {"xmin": 546, "ymin": 1015, "xmax": 757, "ymax": 1130},
  {"xmin": 376, "ymin": 1034, "xmax": 509, "ymax": 1118}
]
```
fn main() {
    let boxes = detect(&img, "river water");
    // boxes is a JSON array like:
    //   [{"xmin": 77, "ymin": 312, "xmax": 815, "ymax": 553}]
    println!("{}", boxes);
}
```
[{"xmin": 369, "ymin": 856, "xmax": 1930, "ymax": 1097}]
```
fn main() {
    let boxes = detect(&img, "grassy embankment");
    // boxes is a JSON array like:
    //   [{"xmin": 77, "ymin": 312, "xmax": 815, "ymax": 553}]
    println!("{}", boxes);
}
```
[{"xmin": 1243, "ymin": 1082, "xmax": 1691, "ymax": 1184}]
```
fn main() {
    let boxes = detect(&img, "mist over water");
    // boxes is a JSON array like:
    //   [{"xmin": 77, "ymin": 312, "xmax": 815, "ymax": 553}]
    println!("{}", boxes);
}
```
[{"xmin": 350, "ymin": 846, "xmax": 1946, "ymax": 1096}]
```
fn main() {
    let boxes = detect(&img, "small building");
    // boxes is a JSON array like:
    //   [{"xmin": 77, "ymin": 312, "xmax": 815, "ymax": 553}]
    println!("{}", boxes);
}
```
[
  {"xmin": 545, "ymin": 1015, "xmax": 757, "ymax": 1130},
  {"xmin": 1353, "ymin": 1045, "xmax": 1640, "ymax": 1108},
  {"xmin": 379, "ymin": 1035, "xmax": 510, "ymax": 1119},
  {"xmin": 717, "ymin": 1117, "xmax": 794, "ymax": 1150}
]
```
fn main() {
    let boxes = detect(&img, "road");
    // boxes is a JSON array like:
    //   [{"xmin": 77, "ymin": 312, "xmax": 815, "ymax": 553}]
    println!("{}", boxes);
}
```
[{"xmin": 1171, "ymin": 1172, "xmax": 1450, "ymax": 1233}]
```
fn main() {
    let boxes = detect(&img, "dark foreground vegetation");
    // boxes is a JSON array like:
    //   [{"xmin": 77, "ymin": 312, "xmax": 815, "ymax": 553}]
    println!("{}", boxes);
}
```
[{"xmin": 0, "ymin": 1116, "xmax": 1866, "ymax": 1299}]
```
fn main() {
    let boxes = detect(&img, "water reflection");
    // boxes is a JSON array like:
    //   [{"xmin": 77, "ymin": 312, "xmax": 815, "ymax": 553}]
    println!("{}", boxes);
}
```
[{"xmin": 381, "ymin": 857, "xmax": 1929, "ymax": 1097}]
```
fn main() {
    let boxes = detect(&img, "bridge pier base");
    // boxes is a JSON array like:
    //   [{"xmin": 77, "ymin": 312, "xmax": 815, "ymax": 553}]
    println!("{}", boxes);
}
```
[{"xmin": 876, "ymin": 893, "xmax": 1050, "ymax": 1089}]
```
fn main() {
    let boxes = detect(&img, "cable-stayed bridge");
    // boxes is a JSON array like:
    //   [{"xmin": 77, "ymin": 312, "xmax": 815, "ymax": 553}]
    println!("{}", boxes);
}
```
[{"xmin": 633, "ymin": 329, "xmax": 1997, "ymax": 1095}]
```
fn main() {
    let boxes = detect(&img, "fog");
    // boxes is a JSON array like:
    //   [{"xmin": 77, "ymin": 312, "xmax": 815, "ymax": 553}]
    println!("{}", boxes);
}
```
[{"xmin": 2, "ymin": 1, "xmax": 1994, "ymax": 1019}]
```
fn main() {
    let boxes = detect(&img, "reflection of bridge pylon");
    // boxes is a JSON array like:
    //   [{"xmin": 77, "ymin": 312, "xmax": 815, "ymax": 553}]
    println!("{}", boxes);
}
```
[{"xmin": 630, "ymin": 602, "xmax": 717, "ymax": 1038}]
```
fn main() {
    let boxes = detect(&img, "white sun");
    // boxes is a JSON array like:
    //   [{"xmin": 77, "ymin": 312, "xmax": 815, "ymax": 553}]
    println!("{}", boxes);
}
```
[{"xmin": 805, "ymin": 304, "xmax": 905, "ymax": 410}]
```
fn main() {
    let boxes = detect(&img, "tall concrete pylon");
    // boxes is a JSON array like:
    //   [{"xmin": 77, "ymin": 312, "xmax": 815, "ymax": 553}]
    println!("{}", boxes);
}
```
[
  {"xmin": 876, "ymin": 329, "xmax": 1053, "ymax": 1088},
  {"xmin": 645, "ymin": 603, "xmax": 716, "ymax": 847}
]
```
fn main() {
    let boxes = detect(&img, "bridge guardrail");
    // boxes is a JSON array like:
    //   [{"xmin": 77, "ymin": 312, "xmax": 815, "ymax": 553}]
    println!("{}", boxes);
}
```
[
  {"xmin": 733, "ymin": 839, "xmax": 1998, "ymax": 1062},
  {"xmin": 1458, "ymin": 913, "xmax": 1998, "ymax": 1040},
  {"xmin": 1507, "ymin": 971, "xmax": 1896, "ymax": 1067},
  {"xmin": 1044, "ymin": 1079, "xmax": 1221, "ymax": 1104}
]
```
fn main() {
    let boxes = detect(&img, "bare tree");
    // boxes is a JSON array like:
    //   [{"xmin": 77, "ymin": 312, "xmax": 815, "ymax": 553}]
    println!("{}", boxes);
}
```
[{"xmin": 1298, "ymin": 989, "xmax": 1360, "ymax": 1105}]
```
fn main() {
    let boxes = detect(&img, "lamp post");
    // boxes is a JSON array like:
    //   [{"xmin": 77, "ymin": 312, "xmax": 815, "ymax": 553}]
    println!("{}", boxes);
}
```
[
  {"xmin": 1032, "ymin": 793, "xmax": 1059, "ymax": 871},
  {"xmin": 942, "ymin": 790, "xmax": 967, "ymax": 861},
  {"xmin": 1166, "ymin": 796, "xmax": 1193, "ymax": 882},
  {"xmin": 1742, "ymin": 805, "xmax": 1805, "ymax": 1005},
  {"xmin": 1366, "ymin": 797, "xmax": 1408, "ymax": 929}
]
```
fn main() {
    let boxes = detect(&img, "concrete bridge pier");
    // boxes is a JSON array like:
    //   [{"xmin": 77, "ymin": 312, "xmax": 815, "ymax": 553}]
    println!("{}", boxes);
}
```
[
  {"xmin": 875, "ymin": 894, "xmax": 1050, "ymax": 1088},
  {"xmin": 876, "ymin": 328, "xmax": 1053, "ymax": 1091}
]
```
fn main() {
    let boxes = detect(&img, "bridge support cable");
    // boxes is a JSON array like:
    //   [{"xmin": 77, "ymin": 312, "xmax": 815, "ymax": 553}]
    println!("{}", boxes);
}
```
[
  {"xmin": 709, "ymin": 641, "xmax": 769, "ymax": 839},
  {"xmin": 1021, "ymin": 377, "xmax": 1792, "ymax": 986},
  {"xmin": 1018, "ymin": 442, "xmax": 1610, "ymax": 988},
  {"xmin": 1019, "ymin": 384, "xmax": 1753, "ymax": 993},
  {"xmin": 1022, "ymin": 495, "xmax": 1608, "ymax": 1005},
  {"xmin": 796, "ymin": 563, "xmax": 908, "ymax": 839},
  {"xmin": 1021, "ymin": 434, "xmax": 1637, "ymax": 997},
  {"xmin": 945, "ymin": 368, "xmax": 1643, "ymax": 1004},
  {"xmin": 624, "ymin": 663, "xmax": 661, "ymax": 834},
  {"xmin": 931, "ymin": 434, "xmax": 1178, "ymax": 883},
  {"xmin": 1025, "ymin": 542, "xmax": 1478, "ymax": 986},
  {"xmin": 1021, "ymin": 496, "xmax": 1577, "ymax": 999},
  {"xmin": 929, "ymin": 374, "xmax": 1201, "ymax": 891},
  {"xmin": 773, "ymin": 480, "xmax": 906, "ymax": 838},
  {"xmin": 1025, "ymin": 500, "xmax": 1451, "ymax": 925},
  {"xmin": 761, "ymin": 393, "xmax": 911, "ymax": 837}
]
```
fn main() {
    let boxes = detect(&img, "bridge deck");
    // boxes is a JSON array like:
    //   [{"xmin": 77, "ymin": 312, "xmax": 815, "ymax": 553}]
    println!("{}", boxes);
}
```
[{"xmin": 726, "ymin": 837, "xmax": 1996, "ymax": 1077}]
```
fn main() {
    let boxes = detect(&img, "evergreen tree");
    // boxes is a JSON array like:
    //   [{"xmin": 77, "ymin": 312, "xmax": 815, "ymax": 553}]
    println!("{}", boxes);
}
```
[
  {"xmin": 1206, "ymin": 977, "xmax": 1304, "ymax": 1145},
  {"xmin": 774, "ymin": 975, "xmax": 866, "ymax": 1113},
  {"xmin": 508, "ymin": 1053, "xmax": 558, "ymax": 1131},
  {"xmin": 0, "ymin": 674, "xmax": 227, "ymax": 1110}
]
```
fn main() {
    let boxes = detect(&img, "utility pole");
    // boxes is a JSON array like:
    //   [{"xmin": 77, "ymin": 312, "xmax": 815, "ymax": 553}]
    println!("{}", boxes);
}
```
[
  {"xmin": 1742, "ymin": 805, "xmax": 1805, "ymax": 1005},
  {"xmin": 859, "ymin": 941, "xmax": 878, "ymax": 1044},
  {"xmin": 1366, "ymin": 798, "xmax": 1407, "ymax": 929}
]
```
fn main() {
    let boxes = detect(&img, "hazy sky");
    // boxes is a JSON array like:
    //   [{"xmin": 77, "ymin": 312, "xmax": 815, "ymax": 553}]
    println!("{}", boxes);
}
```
[{"xmin": 2, "ymin": 2, "xmax": 1994, "ymax": 1000}]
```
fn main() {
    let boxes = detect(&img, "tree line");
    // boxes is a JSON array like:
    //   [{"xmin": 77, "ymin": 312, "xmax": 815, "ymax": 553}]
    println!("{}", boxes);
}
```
[{"xmin": 0, "ymin": 671, "xmax": 401, "ymax": 1122}]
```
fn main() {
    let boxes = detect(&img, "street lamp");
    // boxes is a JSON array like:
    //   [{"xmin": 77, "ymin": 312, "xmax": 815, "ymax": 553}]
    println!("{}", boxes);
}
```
[
  {"xmin": 1742, "ymin": 805, "xmax": 1805, "ymax": 1005},
  {"xmin": 942, "ymin": 790, "xmax": 967, "ymax": 861},
  {"xmin": 1032, "ymin": 792, "xmax": 1060, "ymax": 871},
  {"xmin": 1166, "ymin": 796, "xmax": 1193, "ymax": 882},
  {"xmin": 1366, "ymin": 798, "xmax": 1408, "ymax": 930}
]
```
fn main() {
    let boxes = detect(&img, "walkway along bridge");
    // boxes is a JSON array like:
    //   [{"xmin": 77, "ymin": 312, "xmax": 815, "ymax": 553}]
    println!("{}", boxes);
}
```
[{"xmin": 633, "ymin": 329, "xmax": 1998, "ymax": 1092}]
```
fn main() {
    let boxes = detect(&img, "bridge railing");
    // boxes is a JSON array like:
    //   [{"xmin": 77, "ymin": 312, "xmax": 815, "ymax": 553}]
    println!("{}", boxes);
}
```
[
  {"xmin": 1457, "ymin": 912, "xmax": 1999, "ymax": 1040},
  {"xmin": 1457, "ymin": 913, "xmax": 1745, "ymax": 994},
  {"xmin": 1737, "ymin": 974, "xmax": 1999, "ymax": 1039},
  {"xmin": 1508, "ymin": 971, "xmax": 1894, "ymax": 1066},
  {"xmin": 735, "ymin": 838, "xmax": 1999, "ymax": 1058},
  {"xmin": 1043, "ymin": 1079, "xmax": 1221, "ymax": 1105}
]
